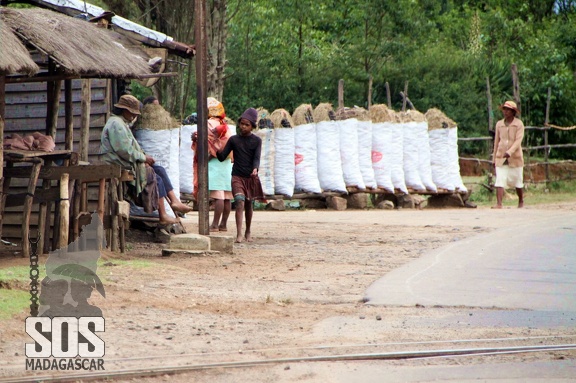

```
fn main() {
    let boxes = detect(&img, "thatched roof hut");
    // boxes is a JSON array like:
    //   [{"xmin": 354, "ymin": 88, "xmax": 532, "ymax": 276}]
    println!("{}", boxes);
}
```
[
  {"xmin": 0, "ymin": 19, "xmax": 39, "ymax": 76},
  {"xmin": 0, "ymin": 7, "xmax": 152, "ymax": 78}
]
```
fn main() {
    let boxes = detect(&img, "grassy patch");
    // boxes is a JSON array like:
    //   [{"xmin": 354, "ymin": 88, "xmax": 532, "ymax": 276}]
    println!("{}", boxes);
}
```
[
  {"xmin": 0, "ymin": 265, "xmax": 45, "ymax": 285},
  {"xmin": 0, "ymin": 289, "xmax": 30, "ymax": 320},
  {"xmin": 98, "ymin": 258, "xmax": 155, "ymax": 269}
]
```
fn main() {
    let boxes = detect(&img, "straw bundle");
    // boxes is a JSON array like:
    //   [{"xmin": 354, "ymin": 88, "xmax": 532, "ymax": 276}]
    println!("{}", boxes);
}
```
[
  {"xmin": 313, "ymin": 103, "xmax": 336, "ymax": 122},
  {"xmin": 270, "ymin": 108, "xmax": 295, "ymax": 128},
  {"xmin": 292, "ymin": 104, "xmax": 314, "ymax": 125},
  {"xmin": 257, "ymin": 107, "xmax": 273, "ymax": 129},
  {"xmin": 425, "ymin": 108, "xmax": 457, "ymax": 130},
  {"xmin": 399, "ymin": 109, "xmax": 426, "ymax": 123},
  {"xmin": 369, "ymin": 104, "xmax": 396, "ymax": 123},
  {"xmin": 136, "ymin": 104, "xmax": 180, "ymax": 131}
]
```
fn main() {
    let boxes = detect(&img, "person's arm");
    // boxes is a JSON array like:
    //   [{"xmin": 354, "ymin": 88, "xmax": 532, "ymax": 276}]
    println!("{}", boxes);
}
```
[
  {"xmin": 251, "ymin": 136, "xmax": 262, "ymax": 175},
  {"xmin": 506, "ymin": 120, "xmax": 525, "ymax": 157},
  {"xmin": 216, "ymin": 136, "xmax": 233, "ymax": 162},
  {"xmin": 493, "ymin": 122, "xmax": 501, "ymax": 162},
  {"xmin": 108, "ymin": 122, "xmax": 146, "ymax": 164}
]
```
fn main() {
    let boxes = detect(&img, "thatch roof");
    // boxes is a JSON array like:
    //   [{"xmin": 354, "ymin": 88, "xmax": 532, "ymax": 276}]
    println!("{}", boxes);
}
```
[
  {"xmin": 0, "ymin": 7, "xmax": 152, "ymax": 78},
  {"xmin": 0, "ymin": 19, "xmax": 39, "ymax": 75}
]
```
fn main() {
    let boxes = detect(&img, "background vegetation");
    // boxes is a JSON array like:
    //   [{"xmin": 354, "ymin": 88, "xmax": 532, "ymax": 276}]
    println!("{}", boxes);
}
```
[{"xmin": 100, "ymin": 1, "xmax": 576, "ymax": 157}]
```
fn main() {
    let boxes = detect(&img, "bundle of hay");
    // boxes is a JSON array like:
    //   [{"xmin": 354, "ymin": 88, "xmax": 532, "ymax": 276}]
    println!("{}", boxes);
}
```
[
  {"xmin": 313, "ymin": 103, "xmax": 336, "ymax": 122},
  {"xmin": 136, "ymin": 104, "xmax": 180, "ymax": 131},
  {"xmin": 399, "ymin": 109, "xmax": 426, "ymax": 123},
  {"xmin": 270, "ymin": 108, "xmax": 295, "ymax": 128},
  {"xmin": 425, "ymin": 108, "xmax": 457, "ymax": 130},
  {"xmin": 256, "ymin": 107, "xmax": 273, "ymax": 129},
  {"xmin": 369, "ymin": 104, "xmax": 397, "ymax": 123},
  {"xmin": 293, "ymin": 104, "xmax": 314, "ymax": 125}
]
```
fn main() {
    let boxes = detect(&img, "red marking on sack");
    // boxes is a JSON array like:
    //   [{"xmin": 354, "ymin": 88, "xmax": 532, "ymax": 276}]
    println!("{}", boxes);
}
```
[
  {"xmin": 371, "ymin": 151, "xmax": 382, "ymax": 163},
  {"xmin": 295, "ymin": 153, "xmax": 304, "ymax": 165}
]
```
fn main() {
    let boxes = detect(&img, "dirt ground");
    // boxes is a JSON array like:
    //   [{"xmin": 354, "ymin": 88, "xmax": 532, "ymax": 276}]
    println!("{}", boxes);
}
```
[{"xmin": 1, "ymin": 203, "xmax": 576, "ymax": 382}]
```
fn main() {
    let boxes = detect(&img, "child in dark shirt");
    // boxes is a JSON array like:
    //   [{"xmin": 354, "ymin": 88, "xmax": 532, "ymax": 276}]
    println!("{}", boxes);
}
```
[{"xmin": 217, "ymin": 108, "xmax": 264, "ymax": 243}]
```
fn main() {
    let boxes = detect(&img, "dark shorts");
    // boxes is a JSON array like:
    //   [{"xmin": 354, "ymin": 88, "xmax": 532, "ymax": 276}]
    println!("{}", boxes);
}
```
[{"xmin": 231, "ymin": 175, "xmax": 265, "ymax": 201}]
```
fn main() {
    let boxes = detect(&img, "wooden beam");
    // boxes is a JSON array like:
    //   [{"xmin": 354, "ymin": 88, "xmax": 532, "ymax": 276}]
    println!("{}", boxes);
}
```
[
  {"xmin": 486, "ymin": 76, "xmax": 493, "ymax": 132},
  {"xmin": 58, "ymin": 173, "xmax": 70, "ymax": 250},
  {"xmin": 512, "ymin": 63, "xmax": 521, "ymax": 114},
  {"xmin": 402, "ymin": 81, "xmax": 408, "ymax": 112},
  {"xmin": 338, "ymin": 79, "xmax": 344, "ymax": 109},
  {"xmin": 385, "ymin": 82, "xmax": 391, "ymax": 109},
  {"xmin": 3, "ymin": 164, "xmax": 122, "ymax": 182},
  {"xmin": 195, "ymin": 0, "xmax": 209, "ymax": 236},
  {"xmin": 80, "ymin": 79, "xmax": 91, "ymax": 162},
  {"xmin": 0, "ymin": 75, "xmax": 5, "ymax": 180},
  {"xmin": 22, "ymin": 160, "xmax": 43, "ymax": 257},
  {"xmin": 64, "ymin": 79, "xmax": 73, "ymax": 151},
  {"xmin": 544, "ymin": 87, "xmax": 551, "ymax": 188},
  {"xmin": 367, "ymin": 75, "xmax": 373, "ymax": 109}
]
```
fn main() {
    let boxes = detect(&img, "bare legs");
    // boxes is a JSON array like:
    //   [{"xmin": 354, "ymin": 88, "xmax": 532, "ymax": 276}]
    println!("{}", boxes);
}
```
[
  {"xmin": 493, "ymin": 187, "xmax": 524, "ymax": 209},
  {"xmin": 234, "ymin": 198, "xmax": 254, "ymax": 243},
  {"xmin": 516, "ymin": 187, "xmax": 524, "ymax": 208},
  {"xmin": 167, "ymin": 190, "xmax": 193, "ymax": 214},
  {"xmin": 210, "ymin": 199, "xmax": 231, "ymax": 231},
  {"xmin": 158, "ymin": 199, "xmax": 179, "ymax": 224}
]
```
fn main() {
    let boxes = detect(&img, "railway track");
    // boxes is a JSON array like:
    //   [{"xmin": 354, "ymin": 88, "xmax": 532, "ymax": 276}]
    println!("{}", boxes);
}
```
[{"xmin": 2, "ymin": 336, "xmax": 575, "ymax": 382}]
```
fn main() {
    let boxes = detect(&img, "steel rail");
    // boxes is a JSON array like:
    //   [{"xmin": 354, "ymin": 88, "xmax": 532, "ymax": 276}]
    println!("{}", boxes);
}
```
[{"xmin": 3, "ymin": 343, "xmax": 575, "ymax": 383}]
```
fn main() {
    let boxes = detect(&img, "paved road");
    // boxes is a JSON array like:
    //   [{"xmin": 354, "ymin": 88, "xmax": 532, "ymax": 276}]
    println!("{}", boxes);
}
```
[{"xmin": 364, "ymin": 213, "xmax": 576, "ymax": 312}]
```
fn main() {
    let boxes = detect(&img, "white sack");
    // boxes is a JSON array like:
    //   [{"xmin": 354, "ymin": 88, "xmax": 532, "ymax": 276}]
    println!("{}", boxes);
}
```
[
  {"xmin": 135, "ymin": 128, "xmax": 180, "ymax": 217},
  {"xmin": 356, "ymin": 120, "xmax": 377, "ymax": 189},
  {"xmin": 448, "ymin": 127, "xmax": 468, "ymax": 193},
  {"xmin": 371, "ymin": 122, "xmax": 394, "ymax": 192},
  {"xmin": 415, "ymin": 121, "xmax": 437, "ymax": 192},
  {"xmin": 428, "ymin": 128, "xmax": 455, "ymax": 191},
  {"xmin": 316, "ymin": 120, "xmax": 346, "ymax": 193},
  {"xmin": 255, "ymin": 128, "xmax": 275, "ymax": 196},
  {"xmin": 274, "ymin": 128, "xmax": 295, "ymax": 197},
  {"xmin": 179, "ymin": 124, "xmax": 197, "ymax": 195},
  {"xmin": 389, "ymin": 122, "xmax": 408, "ymax": 194},
  {"xmin": 294, "ymin": 123, "xmax": 321, "ymax": 193},
  {"xmin": 338, "ymin": 118, "xmax": 365, "ymax": 189},
  {"xmin": 402, "ymin": 122, "xmax": 425, "ymax": 191}
]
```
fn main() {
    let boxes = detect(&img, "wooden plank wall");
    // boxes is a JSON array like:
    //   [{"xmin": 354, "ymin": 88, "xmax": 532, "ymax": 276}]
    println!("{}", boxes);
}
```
[{"xmin": 3, "ymin": 79, "xmax": 109, "ymax": 243}]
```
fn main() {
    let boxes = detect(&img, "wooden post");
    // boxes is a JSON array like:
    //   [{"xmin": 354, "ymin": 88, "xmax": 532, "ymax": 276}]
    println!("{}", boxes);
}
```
[
  {"xmin": 338, "ymin": 79, "xmax": 344, "ymax": 109},
  {"xmin": 0, "ymin": 75, "xmax": 5, "ymax": 180},
  {"xmin": 97, "ymin": 179, "xmax": 106, "ymax": 224},
  {"xmin": 64, "ymin": 79, "xmax": 73, "ymax": 151},
  {"xmin": 385, "ymin": 81, "xmax": 391, "ymax": 109},
  {"xmin": 110, "ymin": 178, "xmax": 119, "ymax": 252},
  {"xmin": 511, "ymin": 63, "xmax": 521, "ymax": 114},
  {"xmin": 544, "ymin": 87, "xmax": 551, "ymax": 188},
  {"xmin": 367, "ymin": 75, "xmax": 373, "ymax": 109},
  {"xmin": 486, "ymin": 77, "xmax": 493, "ymax": 132},
  {"xmin": 195, "ymin": 0, "xmax": 210, "ymax": 235},
  {"xmin": 58, "ymin": 173, "xmax": 70, "ymax": 250},
  {"xmin": 47, "ymin": 80, "xmax": 62, "ymax": 139},
  {"xmin": 80, "ymin": 79, "xmax": 91, "ymax": 162},
  {"xmin": 402, "ymin": 81, "xmax": 408, "ymax": 112},
  {"xmin": 22, "ymin": 159, "xmax": 43, "ymax": 257}
]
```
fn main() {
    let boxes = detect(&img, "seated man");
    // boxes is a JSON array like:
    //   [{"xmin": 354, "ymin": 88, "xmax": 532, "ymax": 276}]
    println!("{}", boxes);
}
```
[{"xmin": 99, "ymin": 94, "xmax": 191, "ymax": 225}]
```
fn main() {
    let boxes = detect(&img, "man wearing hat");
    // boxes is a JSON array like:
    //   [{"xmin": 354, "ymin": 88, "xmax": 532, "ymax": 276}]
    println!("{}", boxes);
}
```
[
  {"xmin": 492, "ymin": 100, "xmax": 525, "ymax": 208},
  {"xmin": 100, "ymin": 94, "xmax": 180, "ymax": 224},
  {"xmin": 216, "ymin": 108, "xmax": 264, "ymax": 243}
]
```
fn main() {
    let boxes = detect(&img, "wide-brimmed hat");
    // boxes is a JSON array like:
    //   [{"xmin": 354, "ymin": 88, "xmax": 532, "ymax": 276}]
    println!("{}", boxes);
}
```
[
  {"xmin": 114, "ymin": 94, "xmax": 141, "ymax": 115},
  {"xmin": 499, "ymin": 100, "xmax": 519, "ymax": 115}
]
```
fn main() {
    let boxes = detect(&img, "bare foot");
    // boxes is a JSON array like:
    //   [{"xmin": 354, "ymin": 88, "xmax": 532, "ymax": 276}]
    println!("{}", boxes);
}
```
[
  {"xmin": 245, "ymin": 232, "xmax": 253, "ymax": 242},
  {"xmin": 491, "ymin": 205, "xmax": 503, "ymax": 209},
  {"xmin": 159, "ymin": 217, "xmax": 180, "ymax": 225},
  {"xmin": 218, "ymin": 225, "xmax": 227, "ymax": 232},
  {"xmin": 171, "ymin": 203, "xmax": 193, "ymax": 214},
  {"xmin": 518, "ymin": 202, "xmax": 524, "ymax": 208},
  {"xmin": 235, "ymin": 236, "xmax": 244, "ymax": 243},
  {"xmin": 209, "ymin": 226, "xmax": 219, "ymax": 232}
]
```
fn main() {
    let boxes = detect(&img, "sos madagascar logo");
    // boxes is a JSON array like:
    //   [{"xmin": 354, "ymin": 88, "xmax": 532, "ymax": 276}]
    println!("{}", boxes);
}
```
[{"xmin": 25, "ymin": 213, "xmax": 106, "ymax": 371}]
